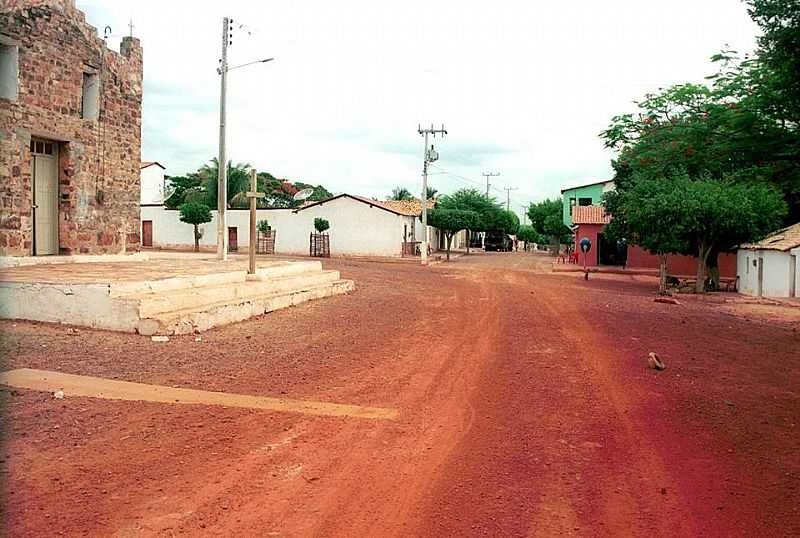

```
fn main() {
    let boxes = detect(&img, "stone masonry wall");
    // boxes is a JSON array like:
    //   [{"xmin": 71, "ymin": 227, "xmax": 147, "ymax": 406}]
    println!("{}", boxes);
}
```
[{"xmin": 0, "ymin": 0, "xmax": 142, "ymax": 255}]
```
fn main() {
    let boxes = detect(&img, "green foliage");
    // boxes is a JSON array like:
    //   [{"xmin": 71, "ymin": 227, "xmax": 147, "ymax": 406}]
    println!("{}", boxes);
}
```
[
  {"xmin": 197, "ymin": 159, "xmax": 253, "ymax": 208},
  {"xmin": 294, "ymin": 181, "xmax": 333, "ymax": 202},
  {"xmin": 426, "ymin": 186, "xmax": 438, "ymax": 199},
  {"xmin": 179, "ymin": 201, "xmax": 212, "ymax": 252},
  {"xmin": 257, "ymin": 219, "xmax": 270, "ymax": 233},
  {"xmin": 747, "ymin": 0, "xmax": 800, "ymax": 125},
  {"xmin": 163, "ymin": 175, "xmax": 201, "ymax": 209},
  {"xmin": 527, "ymin": 199, "xmax": 572, "ymax": 245},
  {"xmin": 390, "ymin": 187, "xmax": 415, "ymax": 201},
  {"xmin": 437, "ymin": 188, "xmax": 503, "ymax": 232},
  {"xmin": 516, "ymin": 225, "xmax": 539, "ymax": 244},
  {"xmin": 314, "ymin": 218, "xmax": 330, "ymax": 233},
  {"xmin": 426, "ymin": 208, "xmax": 480, "ymax": 233},
  {"xmin": 178, "ymin": 202, "xmax": 212, "ymax": 226},
  {"xmin": 177, "ymin": 159, "xmax": 333, "ymax": 210},
  {"xmin": 487, "ymin": 210, "xmax": 520, "ymax": 235},
  {"xmin": 426, "ymin": 208, "xmax": 480, "ymax": 260}
]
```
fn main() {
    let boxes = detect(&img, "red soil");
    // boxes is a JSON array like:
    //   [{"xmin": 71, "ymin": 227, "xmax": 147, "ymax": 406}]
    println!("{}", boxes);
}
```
[{"xmin": 1, "ymin": 252, "xmax": 798, "ymax": 536}]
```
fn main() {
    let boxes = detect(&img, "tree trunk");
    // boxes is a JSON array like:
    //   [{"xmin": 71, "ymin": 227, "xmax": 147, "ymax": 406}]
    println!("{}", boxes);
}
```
[
  {"xmin": 706, "ymin": 248, "xmax": 720, "ymax": 291},
  {"xmin": 695, "ymin": 242, "xmax": 713, "ymax": 294},
  {"xmin": 445, "ymin": 233, "xmax": 452, "ymax": 261},
  {"xmin": 193, "ymin": 224, "xmax": 200, "ymax": 252},
  {"xmin": 658, "ymin": 253, "xmax": 668, "ymax": 295}
]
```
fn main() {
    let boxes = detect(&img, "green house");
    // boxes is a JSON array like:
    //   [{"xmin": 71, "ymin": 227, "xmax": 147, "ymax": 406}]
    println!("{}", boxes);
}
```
[{"xmin": 560, "ymin": 180, "xmax": 614, "ymax": 226}]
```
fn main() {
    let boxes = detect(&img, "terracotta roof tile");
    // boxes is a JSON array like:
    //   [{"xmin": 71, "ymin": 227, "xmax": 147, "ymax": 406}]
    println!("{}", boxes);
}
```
[
  {"xmin": 740, "ymin": 222, "xmax": 800, "ymax": 251},
  {"xmin": 572, "ymin": 205, "xmax": 611, "ymax": 225}
]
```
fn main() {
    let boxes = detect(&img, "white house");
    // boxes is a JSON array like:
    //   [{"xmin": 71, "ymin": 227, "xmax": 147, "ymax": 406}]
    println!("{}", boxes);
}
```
[
  {"xmin": 140, "ymin": 161, "xmax": 167, "ymax": 206},
  {"xmin": 737, "ymin": 222, "xmax": 800, "ymax": 298},
  {"xmin": 140, "ymin": 193, "xmax": 465, "ymax": 258}
]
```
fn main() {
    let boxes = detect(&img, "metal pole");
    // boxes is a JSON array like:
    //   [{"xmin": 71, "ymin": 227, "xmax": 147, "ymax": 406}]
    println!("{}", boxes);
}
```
[
  {"xmin": 248, "ymin": 169, "xmax": 257, "ymax": 274},
  {"xmin": 421, "ymin": 130, "xmax": 429, "ymax": 266},
  {"xmin": 217, "ymin": 17, "xmax": 229, "ymax": 261}
]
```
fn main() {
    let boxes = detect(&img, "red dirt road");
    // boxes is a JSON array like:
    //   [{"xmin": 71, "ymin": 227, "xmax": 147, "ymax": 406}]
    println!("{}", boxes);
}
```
[{"xmin": 1, "ymin": 252, "xmax": 798, "ymax": 536}]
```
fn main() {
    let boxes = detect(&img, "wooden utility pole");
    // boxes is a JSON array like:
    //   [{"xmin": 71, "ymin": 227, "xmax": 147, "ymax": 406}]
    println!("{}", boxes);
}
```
[{"xmin": 246, "ymin": 169, "xmax": 265, "ymax": 274}]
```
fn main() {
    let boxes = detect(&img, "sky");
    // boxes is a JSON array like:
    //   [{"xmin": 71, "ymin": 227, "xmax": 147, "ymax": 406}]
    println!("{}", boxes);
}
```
[{"xmin": 79, "ymin": 0, "xmax": 760, "ymax": 220}]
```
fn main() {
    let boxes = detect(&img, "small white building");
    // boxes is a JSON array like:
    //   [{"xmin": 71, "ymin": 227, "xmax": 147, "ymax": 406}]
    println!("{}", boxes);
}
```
[
  {"xmin": 737, "ymin": 223, "xmax": 800, "ymax": 298},
  {"xmin": 140, "ymin": 161, "xmax": 167, "ymax": 205},
  {"xmin": 140, "ymin": 193, "xmax": 465, "ymax": 258}
]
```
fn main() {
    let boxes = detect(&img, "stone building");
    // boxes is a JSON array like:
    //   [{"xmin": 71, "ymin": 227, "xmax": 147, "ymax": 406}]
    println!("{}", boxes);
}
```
[{"xmin": 0, "ymin": 0, "xmax": 143, "ymax": 256}]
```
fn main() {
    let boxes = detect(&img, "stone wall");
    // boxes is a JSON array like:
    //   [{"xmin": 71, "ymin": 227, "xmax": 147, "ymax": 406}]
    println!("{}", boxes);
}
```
[{"xmin": 0, "ymin": 0, "xmax": 142, "ymax": 255}]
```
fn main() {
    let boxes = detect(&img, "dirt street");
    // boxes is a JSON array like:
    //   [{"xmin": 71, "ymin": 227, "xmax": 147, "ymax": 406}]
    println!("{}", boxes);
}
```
[{"xmin": 1, "ymin": 252, "xmax": 798, "ymax": 536}]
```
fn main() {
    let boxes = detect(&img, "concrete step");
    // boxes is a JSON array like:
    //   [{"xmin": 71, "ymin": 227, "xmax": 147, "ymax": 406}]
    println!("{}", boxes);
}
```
[
  {"xmin": 109, "ymin": 261, "xmax": 324, "ymax": 297},
  {"xmin": 137, "ymin": 279, "xmax": 354, "ymax": 336},
  {"xmin": 128, "ymin": 270, "xmax": 341, "ymax": 318}
]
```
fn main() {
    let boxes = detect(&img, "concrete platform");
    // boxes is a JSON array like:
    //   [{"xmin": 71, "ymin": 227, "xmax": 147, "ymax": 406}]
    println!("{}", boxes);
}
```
[{"xmin": 0, "ymin": 253, "xmax": 354, "ymax": 335}]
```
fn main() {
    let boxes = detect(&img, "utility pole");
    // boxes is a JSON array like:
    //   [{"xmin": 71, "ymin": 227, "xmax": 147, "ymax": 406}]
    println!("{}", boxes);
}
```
[
  {"xmin": 521, "ymin": 205, "xmax": 528, "ymax": 225},
  {"xmin": 216, "ymin": 17, "xmax": 231, "ymax": 261},
  {"xmin": 418, "ymin": 124, "xmax": 447, "ymax": 265},
  {"xmin": 504, "ymin": 186, "xmax": 518, "ymax": 211},
  {"xmin": 482, "ymin": 171, "xmax": 500, "ymax": 198}
]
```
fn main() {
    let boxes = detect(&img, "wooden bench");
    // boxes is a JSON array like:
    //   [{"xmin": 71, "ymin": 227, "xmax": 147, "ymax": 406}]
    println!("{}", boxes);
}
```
[{"xmin": 667, "ymin": 274, "xmax": 738, "ymax": 292}]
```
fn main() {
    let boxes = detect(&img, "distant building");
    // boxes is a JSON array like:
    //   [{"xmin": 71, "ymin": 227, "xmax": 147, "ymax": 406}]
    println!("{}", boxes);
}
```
[
  {"xmin": 560, "ymin": 179, "xmax": 614, "ymax": 227},
  {"xmin": 140, "ymin": 162, "xmax": 166, "ymax": 206},
  {"xmin": 0, "ymin": 0, "xmax": 143, "ymax": 256},
  {"xmin": 139, "ymin": 193, "xmax": 462, "ymax": 258},
  {"xmin": 737, "ymin": 223, "xmax": 800, "ymax": 298}
]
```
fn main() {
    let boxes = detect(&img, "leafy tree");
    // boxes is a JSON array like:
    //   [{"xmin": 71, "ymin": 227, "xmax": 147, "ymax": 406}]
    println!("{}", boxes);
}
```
[
  {"xmin": 747, "ymin": 0, "xmax": 800, "ymax": 125},
  {"xmin": 609, "ymin": 175, "xmax": 786, "ymax": 293},
  {"xmin": 179, "ymin": 202, "xmax": 212, "ymax": 252},
  {"xmin": 196, "ymin": 158, "xmax": 253, "ymax": 208},
  {"xmin": 426, "ymin": 186, "xmax": 438, "ymax": 199},
  {"xmin": 527, "ymin": 199, "xmax": 572, "ymax": 250},
  {"xmin": 257, "ymin": 219, "xmax": 270, "ymax": 234},
  {"xmin": 390, "ymin": 187, "xmax": 414, "ymax": 201},
  {"xmin": 516, "ymin": 225, "xmax": 539, "ymax": 250},
  {"xmin": 488, "ymin": 210, "xmax": 520, "ymax": 235},
  {"xmin": 426, "ymin": 208, "xmax": 480, "ymax": 260},
  {"xmin": 437, "ymin": 188, "xmax": 504, "ymax": 252},
  {"xmin": 314, "ymin": 218, "xmax": 330, "ymax": 233},
  {"xmin": 163, "ymin": 174, "xmax": 201, "ymax": 209}
]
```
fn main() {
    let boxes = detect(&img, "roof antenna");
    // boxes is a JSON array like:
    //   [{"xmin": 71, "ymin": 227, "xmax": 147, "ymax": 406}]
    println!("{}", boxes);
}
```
[{"xmin": 103, "ymin": 26, "xmax": 112, "ymax": 40}]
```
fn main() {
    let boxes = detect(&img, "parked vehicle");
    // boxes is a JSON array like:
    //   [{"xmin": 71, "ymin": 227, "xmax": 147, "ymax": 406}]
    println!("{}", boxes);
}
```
[{"xmin": 485, "ymin": 231, "xmax": 513, "ymax": 252}]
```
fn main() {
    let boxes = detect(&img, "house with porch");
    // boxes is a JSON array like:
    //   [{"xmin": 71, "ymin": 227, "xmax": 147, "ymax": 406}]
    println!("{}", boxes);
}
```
[
  {"xmin": 561, "ymin": 179, "xmax": 614, "ymax": 227},
  {"xmin": 0, "ymin": 0, "xmax": 143, "ymax": 257}
]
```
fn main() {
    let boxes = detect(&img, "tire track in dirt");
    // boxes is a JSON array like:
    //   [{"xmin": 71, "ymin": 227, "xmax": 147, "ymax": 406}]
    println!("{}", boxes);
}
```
[
  {"xmin": 410, "ymin": 267, "xmax": 700, "ymax": 537},
  {"xmin": 102, "ymin": 267, "xmax": 500, "ymax": 537}
]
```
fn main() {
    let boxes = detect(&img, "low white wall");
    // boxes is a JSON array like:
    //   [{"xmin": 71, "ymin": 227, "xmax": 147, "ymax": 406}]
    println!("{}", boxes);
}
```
[
  {"xmin": 141, "ymin": 199, "xmax": 432, "ymax": 258},
  {"xmin": 738, "ymin": 249, "xmax": 795, "ymax": 297}
]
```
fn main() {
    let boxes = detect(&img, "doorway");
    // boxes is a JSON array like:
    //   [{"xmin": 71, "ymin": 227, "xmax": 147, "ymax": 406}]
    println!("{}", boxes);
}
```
[
  {"xmin": 142, "ymin": 220, "xmax": 153, "ymax": 247},
  {"xmin": 228, "ymin": 227, "xmax": 238, "ymax": 252},
  {"xmin": 31, "ymin": 139, "xmax": 59, "ymax": 255}
]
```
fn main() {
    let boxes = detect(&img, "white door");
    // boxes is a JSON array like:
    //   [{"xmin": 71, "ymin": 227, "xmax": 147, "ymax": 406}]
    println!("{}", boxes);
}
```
[{"xmin": 32, "ymin": 139, "xmax": 59, "ymax": 255}]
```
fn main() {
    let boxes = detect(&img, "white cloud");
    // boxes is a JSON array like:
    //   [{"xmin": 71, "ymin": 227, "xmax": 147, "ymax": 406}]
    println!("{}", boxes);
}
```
[{"xmin": 79, "ymin": 0, "xmax": 759, "ymax": 220}]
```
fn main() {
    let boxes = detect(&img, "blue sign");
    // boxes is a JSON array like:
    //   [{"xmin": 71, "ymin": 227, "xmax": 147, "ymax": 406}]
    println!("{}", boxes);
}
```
[{"xmin": 579, "ymin": 237, "xmax": 592, "ymax": 253}]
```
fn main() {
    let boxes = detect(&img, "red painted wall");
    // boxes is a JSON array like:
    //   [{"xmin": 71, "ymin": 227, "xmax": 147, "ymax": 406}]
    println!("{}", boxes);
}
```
[
  {"xmin": 627, "ymin": 245, "xmax": 736, "ymax": 277},
  {"xmin": 573, "ymin": 224, "xmax": 604, "ymax": 266},
  {"xmin": 575, "ymin": 223, "xmax": 736, "ymax": 277}
]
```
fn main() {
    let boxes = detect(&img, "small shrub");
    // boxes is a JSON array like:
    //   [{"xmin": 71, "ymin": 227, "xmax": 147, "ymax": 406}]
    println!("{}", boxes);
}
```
[{"xmin": 314, "ymin": 218, "xmax": 330, "ymax": 233}]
